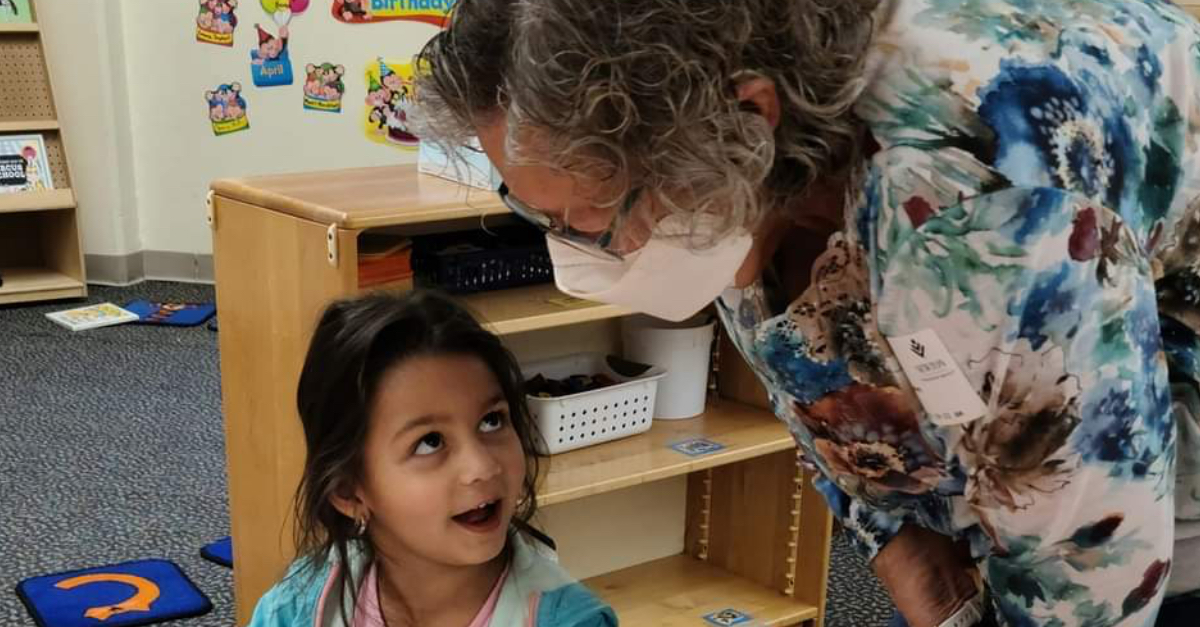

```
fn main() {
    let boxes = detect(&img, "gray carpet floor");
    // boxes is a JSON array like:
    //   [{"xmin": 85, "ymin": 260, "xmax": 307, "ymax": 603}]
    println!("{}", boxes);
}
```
[{"xmin": 0, "ymin": 281, "xmax": 893, "ymax": 627}]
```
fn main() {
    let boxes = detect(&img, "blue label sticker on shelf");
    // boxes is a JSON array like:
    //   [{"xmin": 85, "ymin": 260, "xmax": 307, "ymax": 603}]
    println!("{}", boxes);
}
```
[
  {"xmin": 703, "ymin": 608, "xmax": 753, "ymax": 626},
  {"xmin": 670, "ymin": 438, "xmax": 726, "ymax": 457}
]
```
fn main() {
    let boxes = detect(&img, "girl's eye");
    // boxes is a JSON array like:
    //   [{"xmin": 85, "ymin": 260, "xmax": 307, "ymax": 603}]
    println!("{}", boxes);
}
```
[
  {"xmin": 480, "ymin": 411, "xmax": 507, "ymax": 433},
  {"xmin": 414, "ymin": 432, "xmax": 444, "ymax": 456}
]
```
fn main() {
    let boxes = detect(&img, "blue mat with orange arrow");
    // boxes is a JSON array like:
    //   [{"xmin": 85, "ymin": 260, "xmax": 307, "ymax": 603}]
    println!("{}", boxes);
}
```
[{"xmin": 16, "ymin": 559, "xmax": 211, "ymax": 627}]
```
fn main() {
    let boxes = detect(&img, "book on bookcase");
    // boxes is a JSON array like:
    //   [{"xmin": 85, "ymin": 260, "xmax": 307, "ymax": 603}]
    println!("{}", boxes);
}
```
[
  {"xmin": 357, "ymin": 234, "xmax": 413, "ymax": 288},
  {"xmin": 0, "ymin": 0, "xmax": 33, "ymax": 24},
  {"xmin": 0, "ymin": 134, "xmax": 53, "ymax": 193},
  {"xmin": 0, "ymin": 0, "xmax": 89, "ymax": 305}
]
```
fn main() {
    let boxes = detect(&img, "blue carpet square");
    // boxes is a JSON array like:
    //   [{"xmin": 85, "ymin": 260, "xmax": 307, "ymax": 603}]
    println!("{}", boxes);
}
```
[
  {"xmin": 123, "ymin": 301, "xmax": 216, "ymax": 327},
  {"xmin": 199, "ymin": 537, "xmax": 232, "ymax": 568},
  {"xmin": 16, "ymin": 559, "xmax": 211, "ymax": 627}
]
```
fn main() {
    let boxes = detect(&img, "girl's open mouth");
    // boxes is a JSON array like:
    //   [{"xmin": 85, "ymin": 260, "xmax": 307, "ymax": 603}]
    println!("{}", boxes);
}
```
[{"xmin": 452, "ymin": 500, "xmax": 501, "ymax": 533}]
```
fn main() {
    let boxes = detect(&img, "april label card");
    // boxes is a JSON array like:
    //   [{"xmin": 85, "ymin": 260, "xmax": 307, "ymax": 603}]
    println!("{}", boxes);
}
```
[{"xmin": 250, "ymin": 24, "xmax": 293, "ymax": 87}]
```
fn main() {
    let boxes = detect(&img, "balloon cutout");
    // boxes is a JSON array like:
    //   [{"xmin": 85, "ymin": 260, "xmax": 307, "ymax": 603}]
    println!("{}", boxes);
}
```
[{"xmin": 261, "ymin": 0, "xmax": 308, "ymax": 30}]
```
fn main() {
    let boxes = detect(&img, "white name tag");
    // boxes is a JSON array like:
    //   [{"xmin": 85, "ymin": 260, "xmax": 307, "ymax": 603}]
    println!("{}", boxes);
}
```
[{"xmin": 885, "ymin": 329, "xmax": 988, "ymax": 426}]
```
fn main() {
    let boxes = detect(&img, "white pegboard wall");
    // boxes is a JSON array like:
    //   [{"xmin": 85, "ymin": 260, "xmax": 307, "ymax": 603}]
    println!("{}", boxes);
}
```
[
  {"xmin": 41, "ymin": 131, "xmax": 69, "ymax": 187},
  {"xmin": 0, "ymin": 34, "xmax": 57, "ymax": 121}
]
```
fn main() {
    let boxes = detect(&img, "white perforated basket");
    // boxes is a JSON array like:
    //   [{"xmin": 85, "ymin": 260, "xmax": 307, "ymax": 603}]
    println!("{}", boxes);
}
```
[{"xmin": 522, "ymin": 353, "xmax": 667, "ymax": 455}]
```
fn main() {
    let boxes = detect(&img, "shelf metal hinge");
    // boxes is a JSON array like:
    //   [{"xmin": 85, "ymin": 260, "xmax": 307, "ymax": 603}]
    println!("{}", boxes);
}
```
[
  {"xmin": 326, "ymin": 224, "xmax": 339, "ymax": 268},
  {"xmin": 783, "ymin": 456, "xmax": 804, "ymax": 596},
  {"xmin": 205, "ymin": 190, "xmax": 216, "ymax": 229},
  {"xmin": 696, "ymin": 468, "xmax": 714, "ymax": 561}
]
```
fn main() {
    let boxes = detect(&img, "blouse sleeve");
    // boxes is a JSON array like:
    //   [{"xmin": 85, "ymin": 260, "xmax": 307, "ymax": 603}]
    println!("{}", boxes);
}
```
[{"xmin": 866, "ymin": 151, "xmax": 1176, "ymax": 625}]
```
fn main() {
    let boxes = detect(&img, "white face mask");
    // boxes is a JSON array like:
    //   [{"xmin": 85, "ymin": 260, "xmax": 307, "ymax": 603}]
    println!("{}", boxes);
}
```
[{"xmin": 546, "ymin": 214, "xmax": 754, "ymax": 322}]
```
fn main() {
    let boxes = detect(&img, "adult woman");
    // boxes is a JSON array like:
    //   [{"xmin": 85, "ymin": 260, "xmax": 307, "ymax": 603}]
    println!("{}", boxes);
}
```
[{"xmin": 414, "ymin": 1, "xmax": 1200, "ymax": 625}]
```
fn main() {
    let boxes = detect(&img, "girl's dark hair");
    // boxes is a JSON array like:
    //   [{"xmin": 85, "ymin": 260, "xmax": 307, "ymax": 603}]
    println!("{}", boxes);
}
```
[{"xmin": 290, "ymin": 290, "xmax": 543, "ymax": 619}]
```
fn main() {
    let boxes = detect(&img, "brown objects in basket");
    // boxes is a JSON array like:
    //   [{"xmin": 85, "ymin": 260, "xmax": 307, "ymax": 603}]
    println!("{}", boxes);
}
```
[{"xmin": 525, "ymin": 373, "xmax": 619, "ymax": 398}]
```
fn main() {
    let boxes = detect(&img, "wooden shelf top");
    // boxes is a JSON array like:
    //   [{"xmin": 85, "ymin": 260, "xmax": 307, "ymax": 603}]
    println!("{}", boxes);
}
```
[
  {"xmin": 0, "ymin": 119, "xmax": 58, "ymax": 133},
  {"xmin": 212, "ymin": 165, "xmax": 506, "ymax": 230},
  {"xmin": 0, "ymin": 23, "xmax": 38, "ymax": 33},
  {"xmin": 459, "ymin": 283, "xmax": 627, "ymax": 336},
  {"xmin": 538, "ymin": 399, "xmax": 793, "ymax": 506},
  {"xmin": 0, "ymin": 188, "xmax": 75, "ymax": 214},
  {"xmin": 0, "ymin": 267, "xmax": 84, "ymax": 305},
  {"xmin": 586, "ymin": 554, "xmax": 819, "ymax": 627}
]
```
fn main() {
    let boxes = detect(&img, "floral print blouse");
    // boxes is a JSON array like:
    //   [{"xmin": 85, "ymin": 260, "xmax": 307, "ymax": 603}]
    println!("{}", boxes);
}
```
[{"xmin": 716, "ymin": 0, "xmax": 1200, "ymax": 624}]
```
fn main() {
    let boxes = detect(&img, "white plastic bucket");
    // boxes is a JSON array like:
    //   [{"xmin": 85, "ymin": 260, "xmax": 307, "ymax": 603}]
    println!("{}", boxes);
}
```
[{"xmin": 621, "ymin": 313, "xmax": 716, "ymax": 420}]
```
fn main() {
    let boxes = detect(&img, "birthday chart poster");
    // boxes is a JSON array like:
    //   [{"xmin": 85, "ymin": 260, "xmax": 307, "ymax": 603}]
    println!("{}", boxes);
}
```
[
  {"xmin": 363, "ymin": 58, "xmax": 418, "ymax": 149},
  {"xmin": 332, "ymin": 0, "xmax": 452, "ymax": 27}
]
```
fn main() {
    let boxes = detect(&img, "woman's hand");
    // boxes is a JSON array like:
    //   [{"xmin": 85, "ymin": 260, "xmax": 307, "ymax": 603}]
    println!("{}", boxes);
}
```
[{"xmin": 871, "ymin": 525, "xmax": 980, "ymax": 627}]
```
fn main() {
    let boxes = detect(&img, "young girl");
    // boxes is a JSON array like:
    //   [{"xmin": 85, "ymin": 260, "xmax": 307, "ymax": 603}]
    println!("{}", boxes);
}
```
[{"xmin": 247, "ymin": 291, "xmax": 618, "ymax": 627}]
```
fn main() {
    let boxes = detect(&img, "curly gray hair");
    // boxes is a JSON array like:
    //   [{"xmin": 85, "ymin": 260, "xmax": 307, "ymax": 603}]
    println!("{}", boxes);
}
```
[{"xmin": 414, "ymin": 0, "xmax": 880, "ymax": 236}]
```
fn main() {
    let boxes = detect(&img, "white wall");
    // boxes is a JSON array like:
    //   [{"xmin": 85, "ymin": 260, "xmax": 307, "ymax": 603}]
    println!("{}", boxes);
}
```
[
  {"xmin": 44, "ymin": 0, "xmax": 443, "ymax": 258},
  {"xmin": 39, "ymin": 0, "xmax": 140, "ymax": 257}
]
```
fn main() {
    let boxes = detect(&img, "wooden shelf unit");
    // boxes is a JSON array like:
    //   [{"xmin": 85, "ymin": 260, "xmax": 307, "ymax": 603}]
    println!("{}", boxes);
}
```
[
  {"xmin": 0, "ymin": 22, "xmax": 38, "ymax": 33},
  {"xmin": 0, "ymin": 118, "xmax": 57, "ymax": 132},
  {"xmin": 587, "ymin": 554, "xmax": 820, "ymax": 627},
  {"xmin": 0, "ymin": 187, "xmax": 74, "ymax": 213},
  {"xmin": 0, "ymin": 266, "xmax": 83, "ymax": 305},
  {"xmin": 210, "ymin": 165, "xmax": 833, "ymax": 627},
  {"xmin": 0, "ymin": 0, "xmax": 86, "ymax": 305},
  {"xmin": 464, "ymin": 283, "xmax": 627, "ymax": 335},
  {"xmin": 0, "ymin": 209, "xmax": 85, "ymax": 304},
  {"xmin": 540, "ymin": 398, "xmax": 794, "ymax": 506}
]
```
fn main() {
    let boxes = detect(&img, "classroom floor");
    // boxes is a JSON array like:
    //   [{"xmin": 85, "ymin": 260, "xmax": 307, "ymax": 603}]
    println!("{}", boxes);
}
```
[{"xmin": 0, "ymin": 281, "xmax": 893, "ymax": 627}]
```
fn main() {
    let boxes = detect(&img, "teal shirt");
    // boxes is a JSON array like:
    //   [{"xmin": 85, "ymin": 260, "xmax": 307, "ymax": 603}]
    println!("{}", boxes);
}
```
[{"xmin": 246, "ymin": 532, "xmax": 617, "ymax": 627}]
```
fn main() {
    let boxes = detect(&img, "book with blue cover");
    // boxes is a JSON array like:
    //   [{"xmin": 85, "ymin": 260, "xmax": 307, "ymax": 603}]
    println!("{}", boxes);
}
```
[{"xmin": 123, "ymin": 300, "xmax": 216, "ymax": 327}]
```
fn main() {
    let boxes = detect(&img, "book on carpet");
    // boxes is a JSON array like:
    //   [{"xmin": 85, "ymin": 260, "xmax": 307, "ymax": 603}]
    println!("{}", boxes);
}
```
[
  {"xmin": 123, "ymin": 300, "xmax": 216, "ymax": 326},
  {"xmin": 45, "ymin": 302, "xmax": 139, "ymax": 331}
]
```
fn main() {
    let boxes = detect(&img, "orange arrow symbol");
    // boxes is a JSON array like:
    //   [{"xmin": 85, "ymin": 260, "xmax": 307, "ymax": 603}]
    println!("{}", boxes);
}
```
[{"xmin": 54, "ymin": 573, "xmax": 161, "ymax": 621}]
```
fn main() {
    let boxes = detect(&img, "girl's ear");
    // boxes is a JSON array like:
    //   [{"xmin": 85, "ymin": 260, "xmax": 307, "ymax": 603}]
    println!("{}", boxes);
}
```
[{"xmin": 329, "ymin": 479, "xmax": 365, "ymax": 520}]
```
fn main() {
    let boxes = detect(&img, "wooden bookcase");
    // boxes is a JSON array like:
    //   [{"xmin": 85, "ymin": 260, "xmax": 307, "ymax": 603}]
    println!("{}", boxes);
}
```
[
  {"xmin": 0, "ymin": 0, "xmax": 86, "ymax": 305},
  {"xmin": 210, "ymin": 165, "xmax": 833, "ymax": 627}
]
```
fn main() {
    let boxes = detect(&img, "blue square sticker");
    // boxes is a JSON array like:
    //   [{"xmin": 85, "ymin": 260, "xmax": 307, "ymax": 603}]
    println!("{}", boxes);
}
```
[
  {"xmin": 670, "ymin": 437, "xmax": 726, "ymax": 457},
  {"xmin": 703, "ymin": 608, "xmax": 753, "ymax": 626},
  {"xmin": 17, "ymin": 559, "xmax": 211, "ymax": 627}
]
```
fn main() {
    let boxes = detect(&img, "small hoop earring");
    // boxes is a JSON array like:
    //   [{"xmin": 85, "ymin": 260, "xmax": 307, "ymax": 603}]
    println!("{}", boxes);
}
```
[{"xmin": 355, "ymin": 515, "xmax": 369, "ymax": 536}]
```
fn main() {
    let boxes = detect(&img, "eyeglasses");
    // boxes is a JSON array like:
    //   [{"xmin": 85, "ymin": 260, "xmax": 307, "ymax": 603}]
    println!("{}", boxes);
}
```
[{"xmin": 498, "ymin": 183, "xmax": 640, "ymax": 261}]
